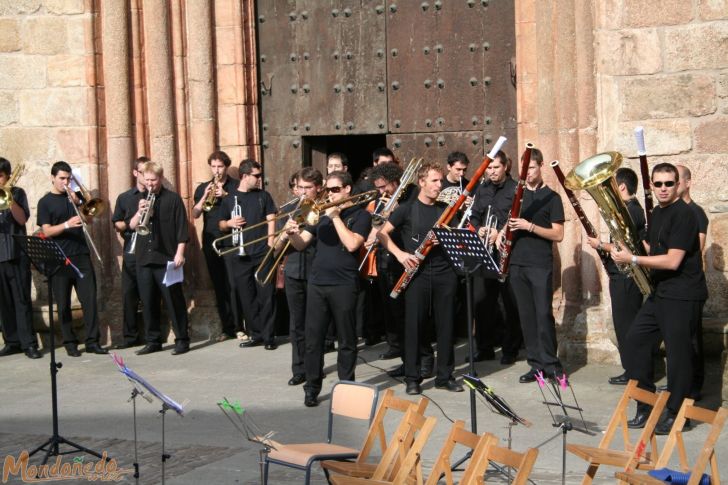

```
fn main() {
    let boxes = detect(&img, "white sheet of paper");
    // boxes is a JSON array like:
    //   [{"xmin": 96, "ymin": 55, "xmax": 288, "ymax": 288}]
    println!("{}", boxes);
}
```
[{"xmin": 162, "ymin": 260, "xmax": 184, "ymax": 287}]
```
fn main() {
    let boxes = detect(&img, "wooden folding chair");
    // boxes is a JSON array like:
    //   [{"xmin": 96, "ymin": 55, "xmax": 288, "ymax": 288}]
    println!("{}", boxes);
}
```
[
  {"xmin": 425, "ymin": 422, "xmax": 497, "ymax": 485},
  {"xmin": 615, "ymin": 404, "xmax": 727, "ymax": 485},
  {"xmin": 329, "ymin": 409, "xmax": 438, "ymax": 485},
  {"xmin": 321, "ymin": 390, "xmax": 429, "ymax": 480},
  {"xmin": 566, "ymin": 380, "xmax": 670, "ymax": 484},
  {"xmin": 262, "ymin": 381, "xmax": 379, "ymax": 484},
  {"xmin": 460, "ymin": 437, "xmax": 539, "ymax": 485}
]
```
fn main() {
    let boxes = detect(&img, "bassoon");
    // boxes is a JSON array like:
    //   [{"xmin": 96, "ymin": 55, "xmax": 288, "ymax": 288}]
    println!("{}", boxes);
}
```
[
  {"xmin": 634, "ymin": 126, "xmax": 653, "ymax": 228},
  {"xmin": 550, "ymin": 160, "xmax": 611, "ymax": 271},
  {"xmin": 496, "ymin": 143, "xmax": 533, "ymax": 281},
  {"xmin": 390, "ymin": 136, "xmax": 507, "ymax": 299}
]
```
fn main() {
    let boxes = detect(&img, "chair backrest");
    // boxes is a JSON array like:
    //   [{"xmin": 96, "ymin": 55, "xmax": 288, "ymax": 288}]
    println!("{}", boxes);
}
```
[
  {"xmin": 425, "ymin": 422, "xmax": 495, "ymax": 485},
  {"xmin": 328, "ymin": 381, "xmax": 379, "ymax": 443},
  {"xmin": 656, "ymin": 402, "xmax": 727, "ymax": 484},
  {"xmin": 599, "ymin": 379, "xmax": 669, "ymax": 468},
  {"xmin": 369, "ymin": 407, "xmax": 437, "ymax": 482},
  {"xmin": 462, "ymin": 437, "xmax": 538, "ymax": 485},
  {"xmin": 355, "ymin": 390, "xmax": 430, "ymax": 466},
  {"xmin": 379, "ymin": 412, "xmax": 439, "ymax": 485}
]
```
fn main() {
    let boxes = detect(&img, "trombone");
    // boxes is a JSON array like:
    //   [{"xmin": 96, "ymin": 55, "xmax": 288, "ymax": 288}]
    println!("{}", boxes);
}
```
[
  {"xmin": 0, "ymin": 162, "xmax": 25, "ymax": 211},
  {"xmin": 65, "ymin": 175, "xmax": 106, "ymax": 262},
  {"xmin": 213, "ymin": 190, "xmax": 378, "ymax": 257},
  {"xmin": 254, "ymin": 196, "xmax": 305, "ymax": 286}
]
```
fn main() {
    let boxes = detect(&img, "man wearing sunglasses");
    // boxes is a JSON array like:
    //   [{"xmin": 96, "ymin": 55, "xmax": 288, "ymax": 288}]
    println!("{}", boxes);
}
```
[
  {"xmin": 284, "ymin": 171, "xmax": 372, "ymax": 407},
  {"xmin": 219, "ymin": 159, "xmax": 278, "ymax": 350},
  {"xmin": 612, "ymin": 162, "xmax": 707, "ymax": 434}
]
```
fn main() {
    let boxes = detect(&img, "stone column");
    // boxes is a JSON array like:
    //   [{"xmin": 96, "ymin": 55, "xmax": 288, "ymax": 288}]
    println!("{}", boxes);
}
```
[{"xmin": 141, "ymin": 0, "xmax": 178, "ymax": 185}]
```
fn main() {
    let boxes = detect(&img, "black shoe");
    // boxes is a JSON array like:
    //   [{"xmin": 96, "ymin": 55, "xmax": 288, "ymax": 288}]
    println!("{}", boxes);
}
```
[
  {"xmin": 689, "ymin": 390, "xmax": 702, "ymax": 401},
  {"xmin": 114, "ymin": 342, "xmax": 136, "ymax": 350},
  {"xmin": 609, "ymin": 373, "xmax": 629, "ymax": 385},
  {"xmin": 324, "ymin": 341, "xmax": 336, "ymax": 353},
  {"xmin": 656, "ymin": 384, "xmax": 668, "ymax": 392},
  {"xmin": 519, "ymin": 368, "xmax": 540, "ymax": 384},
  {"xmin": 240, "ymin": 339, "xmax": 263, "ymax": 348},
  {"xmin": 500, "ymin": 354, "xmax": 517, "ymax": 365},
  {"xmin": 24, "ymin": 346, "xmax": 42, "ymax": 359},
  {"xmin": 85, "ymin": 344, "xmax": 109, "ymax": 355},
  {"xmin": 171, "ymin": 344, "xmax": 189, "ymax": 355},
  {"xmin": 465, "ymin": 349, "xmax": 495, "ymax": 363},
  {"xmin": 379, "ymin": 349, "xmax": 401, "ymax": 360},
  {"xmin": 65, "ymin": 344, "xmax": 82, "ymax": 357},
  {"xmin": 435, "ymin": 378, "xmax": 464, "ymax": 392},
  {"xmin": 136, "ymin": 344, "xmax": 162, "ymax": 355},
  {"xmin": 264, "ymin": 342, "xmax": 278, "ymax": 350},
  {"xmin": 420, "ymin": 367, "xmax": 434, "ymax": 379},
  {"xmin": 0, "ymin": 345, "xmax": 22, "ymax": 357},
  {"xmin": 405, "ymin": 381, "xmax": 422, "ymax": 395},
  {"xmin": 288, "ymin": 374, "xmax": 305, "ymax": 386},
  {"xmin": 655, "ymin": 414, "xmax": 688, "ymax": 435},
  {"xmin": 364, "ymin": 337, "xmax": 380, "ymax": 346},
  {"xmin": 627, "ymin": 407, "xmax": 652, "ymax": 429},
  {"xmin": 387, "ymin": 364, "xmax": 405, "ymax": 378},
  {"xmin": 304, "ymin": 391, "xmax": 319, "ymax": 407}
]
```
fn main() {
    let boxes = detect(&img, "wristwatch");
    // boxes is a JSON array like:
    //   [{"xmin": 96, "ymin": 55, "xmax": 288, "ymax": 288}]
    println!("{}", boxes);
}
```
[{"xmin": 631, "ymin": 255, "xmax": 638, "ymax": 265}]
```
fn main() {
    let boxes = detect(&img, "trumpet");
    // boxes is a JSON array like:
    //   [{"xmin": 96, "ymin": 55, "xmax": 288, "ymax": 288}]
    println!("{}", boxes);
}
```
[
  {"xmin": 231, "ymin": 195, "xmax": 245, "ymax": 256},
  {"xmin": 135, "ymin": 189, "xmax": 156, "ymax": 236},
  {"xmin": 213, "ymin": 190, "xmax": 378, "ymax": 257},
  {"xmin": 65, "ymin": 184, "xmax": 103, "ymax": 262},
  {"xmin": 0, "ymin": 162, "xmax": 25, "ymax": 211},
  {"xmin": 254, "ymin": 196, "xmax": 304, "ymax": 286},
  {"xmin": 202, "ymin": 174, "xmax": 221, "ymax": 212}
]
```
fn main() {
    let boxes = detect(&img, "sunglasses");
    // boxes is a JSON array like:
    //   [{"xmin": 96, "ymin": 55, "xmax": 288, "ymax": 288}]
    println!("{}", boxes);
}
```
[
  {"xmin": 653, "ymin": 181, "xmax": 676, "ymax": 188},
  {"xmin": 326, "ymin": 186, "xmax": 344, "ymax": 193}
]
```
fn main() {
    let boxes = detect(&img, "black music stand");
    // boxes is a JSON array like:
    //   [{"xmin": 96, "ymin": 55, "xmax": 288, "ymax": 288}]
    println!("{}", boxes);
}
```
[
  {"xmin": 14, "ymin": 235, "xmax": 103, "ymax": 465},
  {"xmin": 433, "ymin": 228, "xmax": 498, "ymax": 469}
]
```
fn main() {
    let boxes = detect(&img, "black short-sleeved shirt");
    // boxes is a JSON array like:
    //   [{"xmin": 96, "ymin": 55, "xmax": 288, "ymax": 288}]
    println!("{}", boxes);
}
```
[
  {"xmin": 375, "ymin": 186, "xmax": 418, "ymax": 269},
  {"xmin": 219, "ymin": 189, "xmax": 277, "ymax": 259},
  {"xmin": 112, "ymin": 186, "xmax": 144, "ymax": 253},
  {"xmin": 388, "ymin": 198, "xmax": 451, "ymax": 273},
  {"xmin": 470, "ymin": 178, "xmax": 517, "ymax": 231},
  {"xmin": 0, "ymin": 187, "xmax": 30, "ymax": 262},
  {"xmin": 134, "ymin": 188, "xmax": 190, "ymax": 266},
  {"xmin": 510, "ymin": 185, "xmax": 564, "ymax": 269},
  {"xmin": 688, "ymin": 201, "xmax": 709, "ymax": 235},
  {"xmin": 441, "ymin": 176, "xmax": 470, "ymax": 191},
  {"xmin": 607, "ymin": 198, "xmax": 647, "ymax": 277},
  {"xmin": 307, "ymin": 206, "xmax": 371, "ymax": 286},
  {"xmin": 37, "ymin": 192, "xmax": 88, "ymax": 256},
  {"xmin": 648, "ymin": 199, "xmax": 707, "ymax": 301},
  {"xmin": 193, "ymin": 176, "xmax": 239, "ymax": 243}
]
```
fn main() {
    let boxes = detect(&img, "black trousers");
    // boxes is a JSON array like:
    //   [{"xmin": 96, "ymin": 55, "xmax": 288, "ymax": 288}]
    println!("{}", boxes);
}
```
[
  {"xmin": 404, "ymin": 267, "xmax": 458, "ymax": 385},
  {"xmin": 137, "ymin": 263, "xmax": 189, "ymax": 344},
  {"xmin": 0, "ymin": 256, "xmax": 36, "ymax": 349},
  {"xmin": 509, "ymin": 265, "xmax": 561, "ymax": 373},
  {"xmin": 625, "ymin": 296, "xmax": 700, "ymax": 414},
  {"xmin": 473, "ymin": 273, "xmax": 522, "ymax": 357},
  {"xmin": 376, "ymin": 263, "xmax": 405, "ymax": 354},
  {"xmin": 608, "ymin": 275, "xmax": 643, "ymax": 371},
  {"xmin": 224, "ymin": 254, "xmax": 276, "ymax": 343},
  {"xmin": 303, "ymin": 283, "xmax": 358, "ymax": 395},
  {"xmin": 121, "ymin": 252, "xmax": 142, "ymax": 345},
  {"xmin": 691, "ymin": 302, "xmax": 705, "ymax": 396},
  {"xmin": 285, "ymin": 275, "xmax": 307, "ymax": 377},
  {"xmin": 52, "ymin": 254, "xmax": 100, "ymax": 346},
  {"xmin": 202, "ymin": 241, "xmax": 235, "ymax": 336}
]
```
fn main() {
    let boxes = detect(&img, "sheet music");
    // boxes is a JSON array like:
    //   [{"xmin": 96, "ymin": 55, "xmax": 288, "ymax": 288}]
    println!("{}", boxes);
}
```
[{"xmin": 162, "ymin": 261, "xmax": 184, "ymax": 287}]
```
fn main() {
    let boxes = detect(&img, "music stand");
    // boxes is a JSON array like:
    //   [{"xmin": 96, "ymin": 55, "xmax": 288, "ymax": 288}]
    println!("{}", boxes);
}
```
[{"xmin": 13, "ymin": 235, "xmax": 102, "ymax": 465}]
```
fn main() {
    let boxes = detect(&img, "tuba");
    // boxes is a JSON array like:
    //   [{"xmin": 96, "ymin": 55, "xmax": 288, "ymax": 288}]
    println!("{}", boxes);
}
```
[
  {"xmin": 564, "ymin": 152, "xmax": 653, "ymax": 296},
  {"xmin": 0, "ymin": 162, "xmax": 25, "ymax": 211}
]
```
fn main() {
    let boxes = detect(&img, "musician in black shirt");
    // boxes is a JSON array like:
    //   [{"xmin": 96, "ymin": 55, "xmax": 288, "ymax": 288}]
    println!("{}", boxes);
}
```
[
  {"xmin": 379, "ymin": 161, "xmax": 464, "ymax": 395},
  {"xmin": 285, "ymin": 171, "xmax": 372, "ymax": 407},
  {"xmin": 193, "ymin": 151, "xmax": 238, "ymax": 341},
  {"xmin": 0, "ymin": 158, "xmax": 40, "ymax": 359},
  {"xmin": 37, "ymin": 161, "xmax": 107, "ymax": 357},
  {"xmin": 441, "ymin": 151, "xmax": 470, "ymax": 190},
  {"xmin": 613, "ymin": 163, "xmax": 708, "ymax": 433},
  {"xmin": 130, "ymin": 161, "xmax": 190, "ymax": 355},
  {"xmin": 586, "ymin": 168, "xmax": 646, "ymax": 386},
  {"xmin": 505, "ymin": 150, "xmax": 565, "ymax": 383},
  {"xmin": 219, "ymin": 159, "xmax": 278, "ymax": 349},
  {"xmin": 111, "ymin": 157, "xmax": 148, "ymax": 349},
  {"xmin": 469, "ymin": 151, "xmax": 522, "ymax": 365}
]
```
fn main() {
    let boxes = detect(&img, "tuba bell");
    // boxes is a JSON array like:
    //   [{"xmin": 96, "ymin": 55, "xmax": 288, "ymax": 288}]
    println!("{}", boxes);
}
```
[{"xmin": 564, "ymin": 151, "xmax": 653, "ymax": 296}]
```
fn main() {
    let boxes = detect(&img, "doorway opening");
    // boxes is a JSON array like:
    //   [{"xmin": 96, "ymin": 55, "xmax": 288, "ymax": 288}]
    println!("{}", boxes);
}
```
[{"xmin": 303, "ymin": 134, "xmax": 388, "ymax": 183}]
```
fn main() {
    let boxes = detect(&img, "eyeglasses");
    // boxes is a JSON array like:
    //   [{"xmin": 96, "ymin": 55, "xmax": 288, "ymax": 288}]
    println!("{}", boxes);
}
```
[
  {"xmin": 248, "ymin": 173, "xmax": 262, "ymax": 179},
  {"xmin": 326, "ymin": 186, "xmax": 343, "ymax": 193},
  {"xmin": 653, "ymin": 181, "xmax": 676, "ymax": 188}
]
